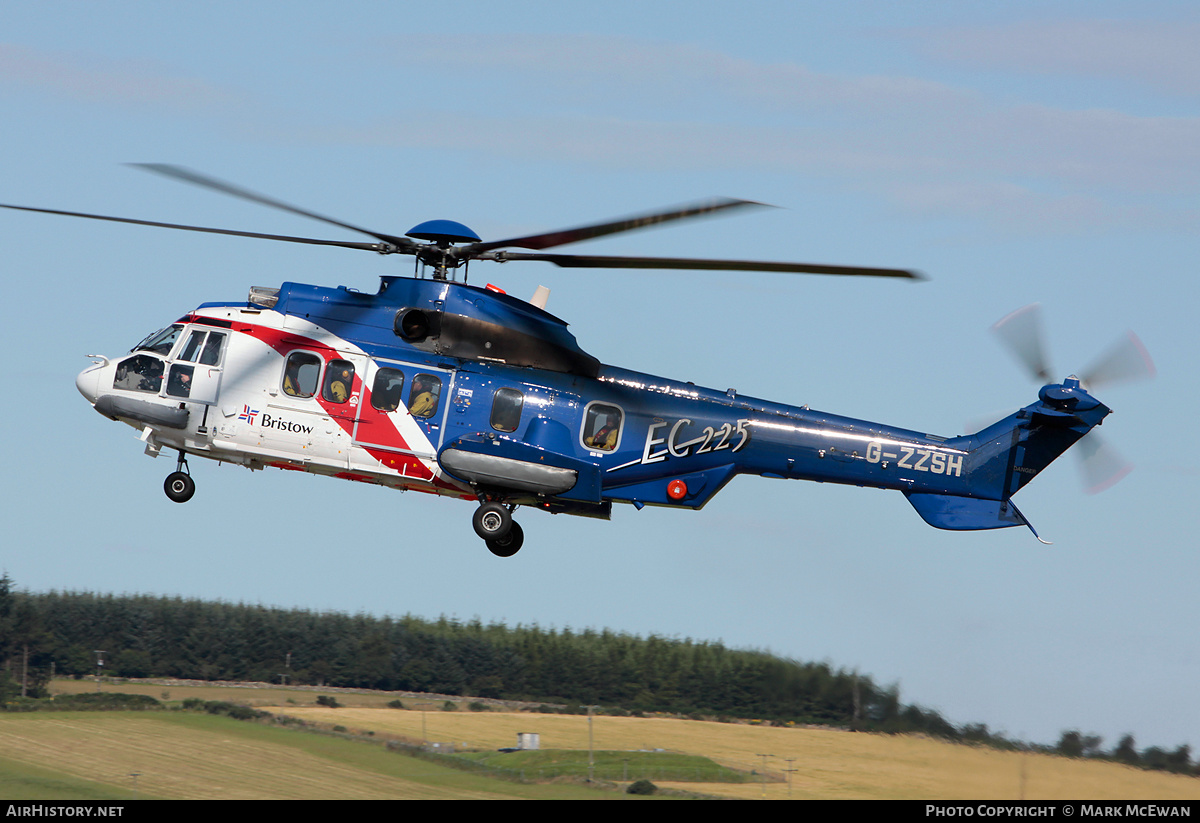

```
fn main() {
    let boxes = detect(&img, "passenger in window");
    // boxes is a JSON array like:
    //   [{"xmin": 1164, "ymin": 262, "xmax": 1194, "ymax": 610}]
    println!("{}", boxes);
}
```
[
  {"xmin": 283, "ymin": 360, "xmax": 305, "ymax": 397},
  {"xmin": 585, "ymin": 413, "xmax": 620, "ymax": 451},
  {"xmin": 282, "ymin": 352, "xmax": 322, "ymax": 399},
  {"xmin": 408, "ymin": 375, "xmax": 438, "ymax": 418},
  {"xmin": 372, "ymin": 370, "xmax": 404, "ymax": 412},
  {"xmin": 325, "ymin": 363, "xmax": 354, "ymax": 403}
]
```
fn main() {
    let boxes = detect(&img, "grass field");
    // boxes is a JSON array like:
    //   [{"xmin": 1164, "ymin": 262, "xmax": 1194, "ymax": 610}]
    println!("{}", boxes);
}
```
[
  {"xmin": 0, "ymin": 711, "xmax": 625, "ymax": 800},
  {"xmin": 9, "ymin": 679, "xmax": 1197, "ymax": 800},
  {"xmin": 269, "ymin": 704, "xmax": 1200, "ymax": 800}
]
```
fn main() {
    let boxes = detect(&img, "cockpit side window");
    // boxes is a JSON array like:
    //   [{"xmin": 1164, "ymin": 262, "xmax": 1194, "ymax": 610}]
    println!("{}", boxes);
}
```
[
  {"xmin": 323, "ymin": 359, "xmax": 355, "ymax": 404},
  {"xmin": 371, "ymin": 368, "xmax": 405, "ymax": 411},
  {"xmin": 491, "ymin": 388, "xmax": 524, "ymax": 433},
  {"xmin": 178, "ymin": 330, "xmax": 227, "ymax": 366},
  {"xmin": 133, "ymin": 325, "xmax": 183, "ymax": 356},
  {"xmin": 407, "ymin": 374, "xmax": 442, "ymax": 419},
  {"xmin": 199, "ymin": 332, "xmax": 226, "ymax": 365},
  {"xmin": 582, "ymin": 402, "xmax": 623, "ymax": 452},
  {"xmin": 179, "ymin": 331, "xmax": 206, "ymax": 363},
  {"xmin": 113, "ymin": 354, "xmax": 165, "ymax": 394},
  {"xmin": 282, "ymin": 351, "xmax": 321, "ymax": 398},
  {"xmin": 166, "ymin": 364, "xmax": 195, "ymax": 398}
]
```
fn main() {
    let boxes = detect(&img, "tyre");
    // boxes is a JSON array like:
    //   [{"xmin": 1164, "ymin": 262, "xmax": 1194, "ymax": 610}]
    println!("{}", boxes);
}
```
[
  {"xmin": 164, "ymin": 471, "xmax": 195, "ymax": 503},
  {"xmin": 486, "ymin": 522, "xmax": 524, "ymax": 557},
  {"xmin": 472, "ymin": 502, "xmax": 512, "ymax": 540}
]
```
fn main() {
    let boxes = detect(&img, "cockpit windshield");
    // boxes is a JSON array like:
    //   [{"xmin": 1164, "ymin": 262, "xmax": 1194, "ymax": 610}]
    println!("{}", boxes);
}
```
[{"xmin": 132, "ymin": 325, "xmax": 183, "ymax": 356}]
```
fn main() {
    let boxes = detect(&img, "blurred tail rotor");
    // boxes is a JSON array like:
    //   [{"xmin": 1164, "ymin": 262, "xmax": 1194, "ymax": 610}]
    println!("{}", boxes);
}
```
[
  {"xmin": 990, "ymin": 303, "xmax": 1154, "ymax": 494},
  {"xmin": 992, "ymin": 303, "xmax": 1053, "ymax": 383},
  {"xmin": 1080, "ymin": 331, "xmax": 1157, "ymax": 390}
]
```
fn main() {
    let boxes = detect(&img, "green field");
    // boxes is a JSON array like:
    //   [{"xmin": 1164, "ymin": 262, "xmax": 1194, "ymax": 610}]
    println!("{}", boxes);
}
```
[
  {"xmin": 0, "ymin": 711, "xmax": 629, "ymax": 800},
  {"xmin": 453, "ymin": 748, "xmax": 752, "ymax": 783}
]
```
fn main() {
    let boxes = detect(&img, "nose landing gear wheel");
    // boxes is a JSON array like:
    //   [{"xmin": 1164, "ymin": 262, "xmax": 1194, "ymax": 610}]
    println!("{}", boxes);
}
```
[
  {"xmin": 486, "ymin": 522, "xmax": 524, "ymax": 557},
  {"xmin": 472, "ymin": 502, "xmax": 512, "ymax": 540},
  {"xmin": 164, "ymin": 471, "xmax": 195, "ymax": 503}
]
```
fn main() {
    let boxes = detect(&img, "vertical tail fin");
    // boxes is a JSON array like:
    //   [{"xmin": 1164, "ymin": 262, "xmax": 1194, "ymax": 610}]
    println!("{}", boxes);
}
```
[{"xmin": 905, "ymin": 377, "xmax": 1110, "ymax": 536}]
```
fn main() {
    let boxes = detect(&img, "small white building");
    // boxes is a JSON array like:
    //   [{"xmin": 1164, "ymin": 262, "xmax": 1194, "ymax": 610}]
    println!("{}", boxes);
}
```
[{"xmin": 517, "ymin": 732, "xmax": 540, "ymax": 750}]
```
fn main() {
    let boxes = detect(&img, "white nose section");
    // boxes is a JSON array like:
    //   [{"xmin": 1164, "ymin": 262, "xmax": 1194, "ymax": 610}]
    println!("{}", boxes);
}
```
[{"xmin": 75, "ymin": 360, "xmax": 107, "ymax": 404}]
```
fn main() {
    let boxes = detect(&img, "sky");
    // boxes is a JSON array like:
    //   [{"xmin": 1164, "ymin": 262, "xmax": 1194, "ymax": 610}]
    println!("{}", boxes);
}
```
[{"xmin": 2, "ymin": 1, "xmax": 1197, "ymax": 754}]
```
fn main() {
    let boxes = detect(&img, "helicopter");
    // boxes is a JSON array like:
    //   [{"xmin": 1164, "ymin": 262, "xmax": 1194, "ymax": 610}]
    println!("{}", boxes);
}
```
[{"xmin": 3, "ymin": 166, "xmax": 1153, "ymax": 556}]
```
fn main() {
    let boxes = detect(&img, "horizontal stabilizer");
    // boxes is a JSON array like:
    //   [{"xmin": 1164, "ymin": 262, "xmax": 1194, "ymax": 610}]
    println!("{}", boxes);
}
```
[{"xmin": 904, "ymin": 492, "xmax": 1047, "ymax": 542}]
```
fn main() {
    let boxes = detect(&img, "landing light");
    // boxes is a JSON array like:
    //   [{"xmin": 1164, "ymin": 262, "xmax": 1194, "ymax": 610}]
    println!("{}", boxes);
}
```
[{"xmin": 248, "ymin": 286, "xmax": 279, "ymax": 308}]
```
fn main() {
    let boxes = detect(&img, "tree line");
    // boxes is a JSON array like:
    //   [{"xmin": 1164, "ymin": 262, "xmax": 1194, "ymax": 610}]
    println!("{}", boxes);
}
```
[
  {"xmin": 0, "ymin": 575, "xmax": 1193, "ymax": 776},
  {"xmin": 1053, "ymin": 729, "xmax": 1194, "ymax": 776}
]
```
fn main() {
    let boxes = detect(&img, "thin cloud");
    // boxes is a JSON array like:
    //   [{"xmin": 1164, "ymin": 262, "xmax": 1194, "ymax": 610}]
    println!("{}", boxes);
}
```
[
  {"xmin": 6, "ymin": 33, "xmax": 1193, "ymax": 234},
  {"xmin": 0, "ymin": 42, "xmax": 242, "ymax": 111},
  {"xmin": 896, "ymin": 19, "xmax": 1200, "ymax": 97},
  {"xmin": 378, "ymin": 33, "xmax": 974, "ymax": 114},
  {"xmin": 368, "ymin": 33, "xmax": 1199, "ymax": 193}
]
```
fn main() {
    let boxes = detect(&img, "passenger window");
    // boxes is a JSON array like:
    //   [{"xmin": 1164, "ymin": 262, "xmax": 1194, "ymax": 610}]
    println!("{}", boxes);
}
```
[
  {"xmin": 407, "ymin": 374, "xmax": 442, "ymax": 419},
  {"xmin": 490, "ymin": 388, "xmax": 524, "ymax": 432},
  {"xmin": 371, "ymin": 368, "xmax": 405, "ymax": 411},
  {"xmin": 583, "ymin": 403, "xmax": 623, "ymax": 452},
  {"xmin": 282, "ymin": 352, "xmax": 321, "ymax": 398},
  {"xmin": 113, "ymin": 354, "xmax": 165, "ymax": 394},
  {"xmin": 323, "ymin": 359, "xmax": 355, "ymax": 403}
]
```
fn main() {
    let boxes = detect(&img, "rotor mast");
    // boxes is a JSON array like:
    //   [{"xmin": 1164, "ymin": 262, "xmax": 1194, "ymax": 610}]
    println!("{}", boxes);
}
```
[{"xmin": 406, "ymin": 219, "xmax": 482, "ymax": 281}]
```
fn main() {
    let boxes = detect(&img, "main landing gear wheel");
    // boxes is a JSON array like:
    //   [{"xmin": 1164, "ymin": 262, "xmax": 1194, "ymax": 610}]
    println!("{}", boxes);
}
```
[
  {"xmin": 472, "ymin": 502, "xmax": 512, "ymax": 541},
  {"xmin": 164, "ymin": 450, "xmax": 195, "ymax": 503},
  {"xmin": 486, "ymin": 522, "xmax": 524, "ymax": 558},
  {"xmin": 164, "ymin": 471, "xmax": 195, "ymax": 503}
]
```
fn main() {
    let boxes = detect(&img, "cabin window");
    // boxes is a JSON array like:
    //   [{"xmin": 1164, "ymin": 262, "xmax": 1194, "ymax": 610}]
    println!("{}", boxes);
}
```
[
  {"xmin": 323, "ymin": 359, "xmax": 355, "ymax": 403},
  {"xmin": 371, "ymin": 368, "xmax": 405, "ymax": 412},
  {"xmin": 490, "ymin": 388, "xmax": 524, "ymax": 433},
  {"xmin": 113, "ymin": 354, "xmax": 165, "ymax": 394},
  {"xmin": 282, "ymin": 352, "xmax": 321, "ymax": 399},
  {"xmin": 408, "ymin": 374, "xmax": 442, "ymax": 419},
  {"xmin": 582, "ymin": 403, "xmax": 623, "ymax": 452}
]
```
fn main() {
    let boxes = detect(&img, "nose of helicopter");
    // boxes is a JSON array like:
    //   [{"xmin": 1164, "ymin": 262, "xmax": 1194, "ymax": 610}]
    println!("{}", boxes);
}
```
[{"xmin": 75, "ymin": 360, "xmax": 105, "ymax": 404}]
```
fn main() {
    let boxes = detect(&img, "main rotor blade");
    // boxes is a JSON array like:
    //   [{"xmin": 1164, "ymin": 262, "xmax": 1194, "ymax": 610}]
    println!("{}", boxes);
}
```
[
  {"xmin": 992, "ymin": 303, "xmax": 1053, "ymax": 382},
  {"xmin": 462, "ymin": 197, "xmax": 768, "ymax": 255},
  {"xmin": 479, "ymin": 250, "xmax": 923, "ymax": 278},
  {"xmin": 131, "ymin": 164, "xmax": 417, "ymax": 252},
  {"xmin": 0, "ymin": 203, "xmax": 389, "ymax": 252},
  {"xmin": 1080, "ymin": 331, "xmax": 1156, "ymax": 389}
]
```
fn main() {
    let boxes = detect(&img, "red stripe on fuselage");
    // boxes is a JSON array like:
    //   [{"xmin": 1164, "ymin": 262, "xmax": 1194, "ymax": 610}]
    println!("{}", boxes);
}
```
[{"xmin": 200, "ymin": 315, "xmax": 439, "ymax": 482}]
